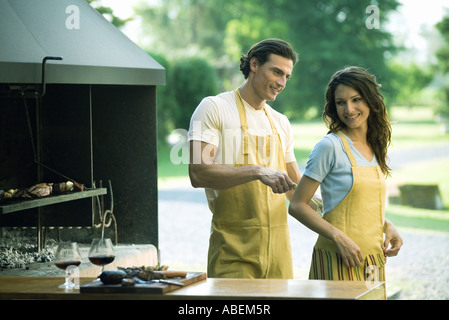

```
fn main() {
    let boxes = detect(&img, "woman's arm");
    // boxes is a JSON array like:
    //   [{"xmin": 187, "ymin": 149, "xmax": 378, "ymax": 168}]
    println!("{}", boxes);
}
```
[{"xmin": 288, "ymin": 175, "xmax": 363, "ymax": 268}]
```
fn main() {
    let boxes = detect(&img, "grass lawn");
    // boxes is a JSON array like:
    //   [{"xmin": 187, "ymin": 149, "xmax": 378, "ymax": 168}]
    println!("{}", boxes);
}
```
[
  {"xmin": 158, "ymin": 106, "xmax": 449, "ymax": 233},
  {"xmin": 385, "ymin": 204, "xmax": 449, "ymax": 234}
]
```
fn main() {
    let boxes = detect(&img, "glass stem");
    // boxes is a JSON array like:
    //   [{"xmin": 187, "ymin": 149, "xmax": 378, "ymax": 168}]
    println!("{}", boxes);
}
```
[{"xmin": 65, "ymin": 271, "xmax": 71, "ymax": 286}]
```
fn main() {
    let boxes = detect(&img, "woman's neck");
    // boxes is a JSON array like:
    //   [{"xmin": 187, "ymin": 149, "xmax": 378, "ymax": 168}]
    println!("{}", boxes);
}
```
[{"xmin": 341, "ymin": 127, "xmax": 368, "ymax": 144}]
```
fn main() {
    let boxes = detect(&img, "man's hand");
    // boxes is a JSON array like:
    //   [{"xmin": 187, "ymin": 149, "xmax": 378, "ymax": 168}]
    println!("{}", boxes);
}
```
[{"xmin": 258, "ymin": 167, "xmax": 295, "ymax": 194}]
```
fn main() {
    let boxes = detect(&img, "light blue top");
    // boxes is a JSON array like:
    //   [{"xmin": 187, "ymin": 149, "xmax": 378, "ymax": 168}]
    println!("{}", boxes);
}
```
[{"xmin": 304, "ymin": 132, "xmax": 379, "ymax": 215}]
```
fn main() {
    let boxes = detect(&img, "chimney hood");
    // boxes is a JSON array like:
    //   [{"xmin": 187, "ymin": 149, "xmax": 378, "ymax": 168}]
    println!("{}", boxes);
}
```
[{"xmin": 0, "ymin": 0, "xmax": 165, "ymax": 86}]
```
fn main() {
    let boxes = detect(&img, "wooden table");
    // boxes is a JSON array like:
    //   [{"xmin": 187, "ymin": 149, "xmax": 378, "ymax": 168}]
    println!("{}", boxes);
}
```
[
  {"xmin": 169, "ymin": 278, "xmax": 386, "ymax": 300},
  {"xmin": 0, "ymin": 276, "xmax": 385, "ymax": 300}
]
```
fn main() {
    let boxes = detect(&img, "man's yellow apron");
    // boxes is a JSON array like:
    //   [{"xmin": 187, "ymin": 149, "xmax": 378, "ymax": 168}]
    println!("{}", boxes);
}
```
[
  {"xmin": 309, "ymin": 132, "xmax": 386, "ymax": 281},
  {"xmin": 207, "ymin": 89, "xmax": 293, "ymax": 279}
]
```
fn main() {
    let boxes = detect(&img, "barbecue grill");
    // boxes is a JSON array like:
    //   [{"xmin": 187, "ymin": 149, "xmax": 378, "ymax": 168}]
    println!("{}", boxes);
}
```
[{"xmin": 0, "ymin": 0, "xmax": 165, "ymax": 250}]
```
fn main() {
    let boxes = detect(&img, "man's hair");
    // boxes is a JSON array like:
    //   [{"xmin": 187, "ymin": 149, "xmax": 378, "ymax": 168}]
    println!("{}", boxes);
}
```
[{"xmin": 239, "ymin": 38, "xmax": 298, "ymax": 79}]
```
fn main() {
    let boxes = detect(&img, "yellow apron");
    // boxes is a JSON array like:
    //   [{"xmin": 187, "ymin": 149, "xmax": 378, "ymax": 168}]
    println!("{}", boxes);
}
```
[
  {"xmin": 207, "ymin": 89, "xmax": 293, "ymax": 279},
  {"xmin": 309, "ymin": 131, "xmax": 386, "ymax": 281}
]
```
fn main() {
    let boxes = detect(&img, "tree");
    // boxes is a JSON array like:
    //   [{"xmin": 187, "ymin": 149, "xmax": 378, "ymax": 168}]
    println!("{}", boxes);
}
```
[
  {"xmin": 148, "ymin": 52, "xmax": 179, "ymax": 145},
  {"xmin": 268, "ymin": 0, "xmax": 400, "ymax": 118},
  {"xmin": 435, "ymin": 14, "xmax": 449, "ymax": 115},
  {"xmin": 136, "ymin": 0, "xmax": 400, "ymax": 119},
  {"xmin": 135, "ymin": 0, "xmax": 233, "ymax": 60},
  {"xmin": 436, "ymin": 15, "xmax": 449, "ymax": 73},
  {"xmin": 86, "ymin": 0, "xmax": 132, "ymax": 28},
  {"xmin": 171, "ymin": 57, "xmax": 218, "ymax": 130},
  {"xmin": 388, "ymin": 60, "xmax": 433, "ymax": 108}
]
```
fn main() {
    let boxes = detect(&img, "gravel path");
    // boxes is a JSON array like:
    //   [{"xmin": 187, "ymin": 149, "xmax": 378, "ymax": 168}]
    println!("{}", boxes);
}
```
[{"xmin": 159, "ymin": 179, "xmax": 449, "ymax": 300}]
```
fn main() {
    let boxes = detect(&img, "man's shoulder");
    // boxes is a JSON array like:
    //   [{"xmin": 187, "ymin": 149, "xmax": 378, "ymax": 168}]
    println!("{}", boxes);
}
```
[
  {"xmin": 203, "ymin": 90, "xmax": 236, "ymax": 105},
  {"xmin": 192, "ymin": 91, "xmax": 238, "ymax": 126}
]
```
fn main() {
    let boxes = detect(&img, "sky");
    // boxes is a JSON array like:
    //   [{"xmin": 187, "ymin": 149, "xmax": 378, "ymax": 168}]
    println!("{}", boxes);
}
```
[
  {"xmin": 387, "ymin": 0, "xmax": 448, "ymax": 47},
  {"xmin": 99, "ymin": 0, "xmax": 449, "ymax": 60}
]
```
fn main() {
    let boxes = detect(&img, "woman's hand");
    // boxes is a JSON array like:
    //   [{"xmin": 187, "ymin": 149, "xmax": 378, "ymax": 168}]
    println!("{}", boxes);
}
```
[
  {"xmin": 383, "ymin": 219, "xmax": 403, "ymax": 257},
  {"xmin": 332, "ymin": 230, "xmax": 364, "ymax": 268},
  {"xmin": 289, "ymin": 176, "xmax": 363, "ymax": 268}
]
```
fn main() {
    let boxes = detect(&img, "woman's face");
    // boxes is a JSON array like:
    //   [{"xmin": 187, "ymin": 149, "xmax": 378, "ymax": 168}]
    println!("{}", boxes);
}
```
[{"xmin": 334, "ymin": 84, "xmax": 370, "ymax": 132}]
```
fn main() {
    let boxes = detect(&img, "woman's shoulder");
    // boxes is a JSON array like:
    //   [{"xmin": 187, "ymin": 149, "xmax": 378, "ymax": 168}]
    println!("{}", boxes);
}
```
[
  {"xmin": 315, "ymin": 133, "xmax": 343, "ymax": 152},
  {"xmin": 310, "ymin": 133, "xmax": 350, "ymax": 167}
]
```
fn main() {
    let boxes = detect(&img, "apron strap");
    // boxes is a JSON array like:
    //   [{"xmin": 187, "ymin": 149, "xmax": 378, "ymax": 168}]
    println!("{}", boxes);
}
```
[
  {"xmin": 235, "ymin": 89, "xmax": 249, "ymax": 155},
  {"xmin": 235, "ymin": 89, "xmax": 280, "ymax": 153},
  {"xmin": 336, "ymin": 131, "xmax": 358, "ymax": 167}
]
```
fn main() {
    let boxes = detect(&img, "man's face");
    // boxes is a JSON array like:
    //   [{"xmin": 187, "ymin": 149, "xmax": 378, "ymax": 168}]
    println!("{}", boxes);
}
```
[{"xmin": 250, "ymin": 53, "xmax": 293, "ymax": 102}]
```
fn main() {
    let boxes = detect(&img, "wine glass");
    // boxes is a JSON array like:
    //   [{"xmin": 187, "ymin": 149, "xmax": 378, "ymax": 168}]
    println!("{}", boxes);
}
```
[
  {"xmin": 88, "ymin": 238, "xmax": 116, "ymax": 277},
  {"xmin": 54, "ymin": 241, "xmax": 82, "ymax": 289}
]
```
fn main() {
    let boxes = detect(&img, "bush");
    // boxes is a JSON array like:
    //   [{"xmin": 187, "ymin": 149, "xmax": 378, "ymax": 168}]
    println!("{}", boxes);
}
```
[
  {"xmin": 148, "ymin": 52, "xmax": 178, "ymax": 145},
  {"xmin": 171, "ymin": 57, "xmax": 218, "ymax": 130}
]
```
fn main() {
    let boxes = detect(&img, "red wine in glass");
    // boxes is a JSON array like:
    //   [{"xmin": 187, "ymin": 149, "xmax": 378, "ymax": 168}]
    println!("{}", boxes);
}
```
[
  {"xmin": 55, "ymin": 260, "xmax": 82, "ymax": 270},
  {"xmin": 88, "ymin": 255, "xmax": 115, "ymax": 266},
  {"xmin": 54, "ymin": 242, "xmax": 82, "ymax": 289},
  {"xmin": 88, "ymin": 238, "xmax": 116, "ymax": 276}
]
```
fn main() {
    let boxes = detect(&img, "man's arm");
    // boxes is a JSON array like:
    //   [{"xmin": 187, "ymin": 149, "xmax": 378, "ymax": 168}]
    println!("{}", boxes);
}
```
[{"xmin": 189, "ymin": 140, "xmax": 295, "ymax": 193}]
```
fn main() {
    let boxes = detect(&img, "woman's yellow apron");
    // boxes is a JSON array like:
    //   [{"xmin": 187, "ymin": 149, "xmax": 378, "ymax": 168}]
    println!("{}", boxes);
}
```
[
  {"xmin": 309, "ymin": 131, "xmax": 386, "ymax": 281},
  {"xmin": 207, "ymin": 89, "xmax": 293, "ymax": 279}
]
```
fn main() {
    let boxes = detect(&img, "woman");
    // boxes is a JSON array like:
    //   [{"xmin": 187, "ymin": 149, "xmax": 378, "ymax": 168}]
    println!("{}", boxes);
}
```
[{"xmin": 288, "ymin": 66, "xmax": 403, "ymax": 281}]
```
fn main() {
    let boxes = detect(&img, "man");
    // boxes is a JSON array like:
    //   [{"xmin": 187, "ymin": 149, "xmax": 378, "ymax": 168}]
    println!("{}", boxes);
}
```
[{"xmin": 188, "ymin": 39, "xmax": 311, "ymax": 279}]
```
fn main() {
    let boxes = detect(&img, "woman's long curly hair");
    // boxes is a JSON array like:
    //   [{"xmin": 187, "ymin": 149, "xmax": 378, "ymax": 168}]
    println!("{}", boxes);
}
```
[{"xmin": 322, "ymin": 66, "xmax": 392, "ymax": 177}]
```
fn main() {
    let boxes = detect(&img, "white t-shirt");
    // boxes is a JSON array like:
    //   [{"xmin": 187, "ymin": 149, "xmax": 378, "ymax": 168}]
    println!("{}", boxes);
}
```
[{"xmin": 188, "ymin": 90, "xmax": 296, "ymax": 208}]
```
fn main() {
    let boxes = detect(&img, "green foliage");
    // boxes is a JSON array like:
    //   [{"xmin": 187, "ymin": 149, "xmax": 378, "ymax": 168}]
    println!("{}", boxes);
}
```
[
  {"xmin": 386, "ymin": 205, "xmax": 449, "ymax": 234},
  {"xmin": 435, "ymin": 14, "xmax": 449, "ymax": 115},
  {"xmin": 138, "ymin": 0, "xmax": 400, "ymax": 121},
  {"xmin": 86, "ymin": 0, "xmax": 132, "ymax": 28},
  {"xmin": 148, "ymin": 52, "xmax": 178, "ymax": 145},
  {"xmin": 148, "ymin": 54, "xmax": 218, "ymax": 142},
  {"xmin": 171, "ymin": 57, "xmax": 218, "ymax": 130},
  {"xmin": 224, "ymin": 17, "xmax": 289, "ymax": 61},
  {"xmin": 275, "ymin": 0, "xmax": 400, "ymax": 118},
  {"xmin": 135, "ymin": 0, "xmax": 233, "ymax": 59},
  {"xmin": 388, "ymin": 60, "xmax": 433, "ymax": 107},
  {"xmin": 436, "ymin": 20, "xmax": 449, "ymax": 71}
]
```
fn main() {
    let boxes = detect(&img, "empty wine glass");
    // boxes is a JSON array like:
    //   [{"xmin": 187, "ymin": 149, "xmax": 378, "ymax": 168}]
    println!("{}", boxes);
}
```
[
  {"xmin": 88, "ymin": 238, "xmax": 116, "ymax": 276},
  {"xmin": 54, "ymin": 241, "xmax": 82, "ymax": 289}
]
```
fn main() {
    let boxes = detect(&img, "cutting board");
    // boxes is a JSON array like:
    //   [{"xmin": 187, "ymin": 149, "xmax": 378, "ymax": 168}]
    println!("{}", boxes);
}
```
[{"xmin": 80, "ymin": 272, "xmax": 206, "ymax": 294}]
